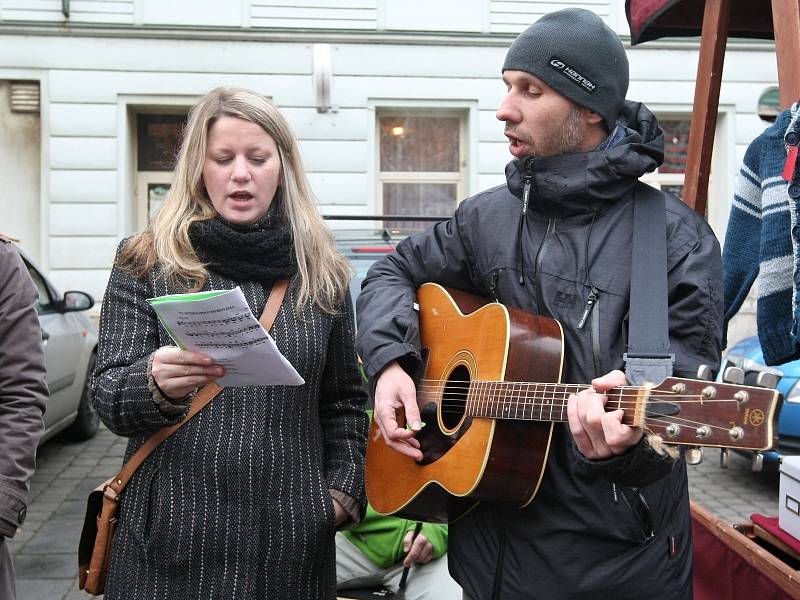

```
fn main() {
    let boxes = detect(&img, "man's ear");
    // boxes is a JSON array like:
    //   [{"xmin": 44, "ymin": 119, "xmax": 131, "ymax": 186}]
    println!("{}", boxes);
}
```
[{"xmin": 584, "ymin": 109, "xmax": 604, "ymax": 126}]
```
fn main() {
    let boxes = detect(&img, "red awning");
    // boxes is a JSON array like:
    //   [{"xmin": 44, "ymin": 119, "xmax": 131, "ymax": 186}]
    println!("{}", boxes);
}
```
[{"xmin": 625, "ymin": 0, "xmax": 775, "ymax": 45}]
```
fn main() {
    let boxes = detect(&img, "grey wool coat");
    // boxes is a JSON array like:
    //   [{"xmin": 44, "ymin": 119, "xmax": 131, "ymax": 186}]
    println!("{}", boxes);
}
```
[
  {"xmin": 0, "ymin": 238, "xmax": 47, "ymax": 600},
  {"xmin": 92, "ymin": 251, "xmax": 368, "ymax": 600}
]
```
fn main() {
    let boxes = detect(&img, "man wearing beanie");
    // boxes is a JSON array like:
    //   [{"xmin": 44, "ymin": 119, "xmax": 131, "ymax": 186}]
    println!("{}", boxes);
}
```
[{"xmin": 357, "ymin": 8, "xmax": 722, "ymax": 600}]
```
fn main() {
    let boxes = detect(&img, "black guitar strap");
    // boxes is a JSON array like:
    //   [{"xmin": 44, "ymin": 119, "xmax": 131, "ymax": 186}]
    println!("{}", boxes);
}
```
[{"xmin": 623, "ymin": 182, "xmax": 675, "ymax": 386}]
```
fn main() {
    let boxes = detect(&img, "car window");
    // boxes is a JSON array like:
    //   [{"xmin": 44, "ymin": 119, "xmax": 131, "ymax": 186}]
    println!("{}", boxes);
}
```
[{"xmin": 23, "ymin": 260, "xmax": 56, "ymax": 314}]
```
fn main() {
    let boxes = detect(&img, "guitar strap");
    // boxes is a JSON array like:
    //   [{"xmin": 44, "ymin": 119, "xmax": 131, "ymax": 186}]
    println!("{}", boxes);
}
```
[{"xmin": 623, "ymin": 182, "xmax": 675, "ymax": 386}]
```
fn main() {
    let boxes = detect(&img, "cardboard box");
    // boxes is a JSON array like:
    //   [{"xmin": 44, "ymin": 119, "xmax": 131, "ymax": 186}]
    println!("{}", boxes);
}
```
[{"xmin": 779, "ymin": 456, "xmax": 800, "ymax": 541}]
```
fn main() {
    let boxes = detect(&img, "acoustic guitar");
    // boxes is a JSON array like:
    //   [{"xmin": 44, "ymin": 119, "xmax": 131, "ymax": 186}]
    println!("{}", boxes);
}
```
[{"xmin": 365, "ymin": 283, "xmax": 780, "ymax": 524}]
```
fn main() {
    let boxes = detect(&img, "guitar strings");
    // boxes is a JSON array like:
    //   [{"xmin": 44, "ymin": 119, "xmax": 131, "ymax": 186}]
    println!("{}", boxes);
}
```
[
  {"xmin": 417, "ymin": 380, "xmax": 743, "ymax": 401},
  {"xmin": 417, "ymin": 381, "xmax": 712, "ymax": 397},
  {"xmin": 426, "ymin": 391, "xmax": 753, "ymax": 434},
  {"xmin": 418, "ymin": 390, "xmax": 746, "ymax": 404},
  {"xmin": 423, "ymin": 401, "xmax": 750, "ymax": 435},
  {"xmin": 411, "ymin": 379, "xmax": 762, "ymax": 435},
  {"xmin": 419, "ymin": 409, "xmax": 748, "ymax": 440}
]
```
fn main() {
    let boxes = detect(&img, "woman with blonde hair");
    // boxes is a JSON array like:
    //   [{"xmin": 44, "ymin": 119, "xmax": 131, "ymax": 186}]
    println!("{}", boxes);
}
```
[{"xmin": 92, "ymin": 87, "xmax": 368, "ymax": 599}]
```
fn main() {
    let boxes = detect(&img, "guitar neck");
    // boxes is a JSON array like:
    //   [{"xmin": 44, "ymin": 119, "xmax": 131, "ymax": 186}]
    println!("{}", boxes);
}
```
[{"xmin": 465, "ymin": 381, "xmax": 646, "ymax": 427}]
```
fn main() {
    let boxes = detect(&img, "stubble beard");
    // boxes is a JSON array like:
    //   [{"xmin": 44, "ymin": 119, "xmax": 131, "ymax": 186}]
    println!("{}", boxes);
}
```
[{"xmin": 522, "ymin": 107, "xmax": 586, "ymax": 159}]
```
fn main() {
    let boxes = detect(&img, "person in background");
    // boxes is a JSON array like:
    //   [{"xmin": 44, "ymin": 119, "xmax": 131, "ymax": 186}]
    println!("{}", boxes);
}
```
[
  {"xmin": 92, "ymin": 87, "xmax": 368, "ymax": 600},
  {"xmin": 337, "ymin": 483, "xmax": 460, "ymax": 599},
  {"xmin": 0, "ymin": 234, "xmax": 47, "ymax": 600}
]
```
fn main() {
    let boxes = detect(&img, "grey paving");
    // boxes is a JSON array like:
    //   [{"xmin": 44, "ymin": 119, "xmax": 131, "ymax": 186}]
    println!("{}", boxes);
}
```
[
  {"xmin": 686, "ymin": 447, "xmax": 779, "ymax": 520},
  {"xmin": 6, "ymin": 425, "xmax": 782, "ymax": 599},
  {"xmin": 8, "ymin": 425, "xmax": 124, "ymax": 600}
]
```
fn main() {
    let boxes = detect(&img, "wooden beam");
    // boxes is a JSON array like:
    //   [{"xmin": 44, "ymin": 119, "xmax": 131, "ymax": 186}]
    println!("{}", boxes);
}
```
[
  {"xmin": 683, "ymin": 0, "xmax": 731, "ymax": 216},
  {"xmin": 773, "ymin": 0, "xmax": 800, "ymax": 109}
]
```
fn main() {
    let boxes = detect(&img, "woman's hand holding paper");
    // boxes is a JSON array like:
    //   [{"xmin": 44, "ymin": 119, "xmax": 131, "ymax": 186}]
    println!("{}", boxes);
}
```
[{"xmin": 151, "ymin": 347, "xmax": 225, "ymax": 399}]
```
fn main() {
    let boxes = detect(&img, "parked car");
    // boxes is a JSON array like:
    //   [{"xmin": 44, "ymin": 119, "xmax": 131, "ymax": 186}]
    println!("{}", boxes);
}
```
[
  {"xmin": 719, "ymin": 334, "xmax": 800, "ymax": 472},
  {"xmin": 335, "ymin": 228, "xmax": 400, "ymax": 313},
  {"xmin": 16, "ymin": 245, "xmax": 99, "ymax": 443},
  {"xmin": 330, "ymin": 216, "xmax": 448, "ymax": 388},
  {"xmin": 329, "ymin": 216, "xmax": 448, "ymax": 314}
]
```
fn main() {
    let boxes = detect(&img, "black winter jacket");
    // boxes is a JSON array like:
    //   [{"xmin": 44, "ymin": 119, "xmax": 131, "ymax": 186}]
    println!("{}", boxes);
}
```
[{"xmin": 355, "ymin": 102, "xmax": 723, "ymax": 600}]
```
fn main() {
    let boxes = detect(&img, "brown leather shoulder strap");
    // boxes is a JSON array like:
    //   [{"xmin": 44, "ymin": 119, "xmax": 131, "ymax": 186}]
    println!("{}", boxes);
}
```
[{"xmin": 106, "ymin": 280, "xmax": 289, "ymax": 497}]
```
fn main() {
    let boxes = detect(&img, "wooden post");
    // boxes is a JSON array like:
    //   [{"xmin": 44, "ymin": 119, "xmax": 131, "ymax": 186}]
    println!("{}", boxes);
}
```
[
  {"xmin": 773, "ymin": 0, "xmax": 800, "ymax": 109},
  {"xmin": 682, "ymin": 0, "xmax": 731, "ymax": 216}
]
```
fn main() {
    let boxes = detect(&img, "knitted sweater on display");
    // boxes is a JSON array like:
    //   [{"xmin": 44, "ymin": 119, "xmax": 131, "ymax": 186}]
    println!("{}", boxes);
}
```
[{"xmin": 723, "ymin": 104, "xmax": 800, "ymax": 365}]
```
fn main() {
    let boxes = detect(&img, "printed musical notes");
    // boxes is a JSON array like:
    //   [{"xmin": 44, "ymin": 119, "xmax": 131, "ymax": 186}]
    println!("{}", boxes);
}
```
[{"xmin": 147, "ymin": 287, "xmax": 304, "ymax": 387}]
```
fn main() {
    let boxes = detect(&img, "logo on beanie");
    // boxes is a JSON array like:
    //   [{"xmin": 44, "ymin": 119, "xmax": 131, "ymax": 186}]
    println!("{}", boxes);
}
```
[{"xmin": 548, "ymin": 57, "xmax": 596, "ymax": 93}]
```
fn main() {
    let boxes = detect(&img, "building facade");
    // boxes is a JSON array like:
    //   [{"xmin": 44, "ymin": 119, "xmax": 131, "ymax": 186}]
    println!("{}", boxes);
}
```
[{"xmin": 0, "ymin": 0, "xmax": 778, "ymax": 341}]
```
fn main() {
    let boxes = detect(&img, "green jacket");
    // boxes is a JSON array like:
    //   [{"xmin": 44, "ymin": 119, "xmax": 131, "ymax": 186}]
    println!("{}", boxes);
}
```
[
  {"xmin": 342, "ymin": 504, "xmax": 448, "ymax": 568},
  {"xmin": 343, "ymin": 412, "xmax": 447, "ymax": 567}
]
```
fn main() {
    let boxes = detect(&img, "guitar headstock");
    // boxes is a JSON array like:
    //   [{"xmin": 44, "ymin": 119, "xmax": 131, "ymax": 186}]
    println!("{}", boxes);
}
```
[{"xmin": 642, "ymin": 374, "xmax": 780, "ymax": 451}]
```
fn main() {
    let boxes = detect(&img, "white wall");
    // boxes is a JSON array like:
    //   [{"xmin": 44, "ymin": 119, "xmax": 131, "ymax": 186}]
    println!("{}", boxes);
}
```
[
  {"xmin": 0, "ymin": 2, "xmax": 779, "ymax": 345},
  {"xmin": 0, "ymin": 0, "xmax": 610, "ymax": 32},
  {"xmin": 1, "ymin": 0, "xmax": 135, "ymax": 24}
]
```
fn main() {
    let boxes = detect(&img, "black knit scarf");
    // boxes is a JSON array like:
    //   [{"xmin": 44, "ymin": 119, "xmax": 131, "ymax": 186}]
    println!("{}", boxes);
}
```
[{"xmin": 188, "ymin": 211, "xmax": 297, "ymax": 284}]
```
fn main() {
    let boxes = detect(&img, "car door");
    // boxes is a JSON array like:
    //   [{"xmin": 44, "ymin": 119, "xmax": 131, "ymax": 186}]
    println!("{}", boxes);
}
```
[{"xmin": 23, "ymin": 259, "xmax": 84, "ymax": 428}]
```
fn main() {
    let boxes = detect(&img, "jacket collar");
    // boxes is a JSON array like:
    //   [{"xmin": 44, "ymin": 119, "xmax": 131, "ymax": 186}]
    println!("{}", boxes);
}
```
[{"xmin": 505, "ymin": 101, "xmax": 664, "ymax": 217}]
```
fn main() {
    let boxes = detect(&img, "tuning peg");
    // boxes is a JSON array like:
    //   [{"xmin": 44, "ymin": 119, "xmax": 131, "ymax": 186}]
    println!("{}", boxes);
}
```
[
  {"xmin": 695, "ymin": 425, "xmax": 712, "ymax": 439},
  {"xmin": 722, "ymin": 366, "xmax": 745, "ymax": 385},
  {"xmin": 683, "ymin": 446, "xmax": 703, "ymax": 465},
  {"xmin": 755, "ymin": 371, "xmax": 779, "ymax": 389},
  {"xmin": 720, "ymin": 448, "xmax": 729, "ymax": 469},
  {"xmin": 752, "ymin": 452, "xmax": 764, "ymax": 472},
  {"xmin": 696, "ymin": 365, "xmax": 713, "ymax": 381}
]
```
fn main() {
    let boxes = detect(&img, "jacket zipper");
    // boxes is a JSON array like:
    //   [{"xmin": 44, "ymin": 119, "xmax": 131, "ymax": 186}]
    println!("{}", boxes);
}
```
[
  {"xmin": 533, "ymin": 217, "xmax": 554, "ymax": 312},
  {"xmin": 590, "ymin": 291, "xmax": 602, "ymax": 376},
  {"xmin": 489, "ymin": 269, "xmax": 500, "ymax": 301},
  {"xmin": 518, "ymin": 160, "xmax": 534, "ymax": 285},
  {"xmin": 492, "ymin": 507, "xmax": 506, "ymax": 600},
  {"xmin": 522, "ymin": 170, "xmax": 533, "ymax": 215},
  {"xmin": 577, "ymin": 286, "xmax": 599, "ymax": 330},
  {"xmin": 618, "ymin": 486, "xmax": 656, "ymax": 542}
]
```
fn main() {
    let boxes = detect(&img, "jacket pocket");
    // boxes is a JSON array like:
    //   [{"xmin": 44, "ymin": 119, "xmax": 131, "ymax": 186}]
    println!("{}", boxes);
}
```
[
  {"xmin": 0, "ymin": 476, "xmax": 27, "ymax": 537},
  {"xmin": 118, "ymin": 464, "xmax": 159, "ymax": 548},
  {"xmin": 615, "ymin": 484, "xmax": 656, "ymax": 543}
]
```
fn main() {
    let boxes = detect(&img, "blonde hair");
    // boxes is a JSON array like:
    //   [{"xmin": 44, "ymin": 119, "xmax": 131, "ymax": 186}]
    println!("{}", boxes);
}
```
[{"xmin": 119, "ymin": 87, "xmax": 351, "ymax": 313}]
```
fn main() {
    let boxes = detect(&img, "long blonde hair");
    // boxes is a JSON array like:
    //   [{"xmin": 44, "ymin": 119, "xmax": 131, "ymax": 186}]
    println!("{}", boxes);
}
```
[{"xmin": 119, "ymin": 87, "xmax": 351, "ymax": 313}]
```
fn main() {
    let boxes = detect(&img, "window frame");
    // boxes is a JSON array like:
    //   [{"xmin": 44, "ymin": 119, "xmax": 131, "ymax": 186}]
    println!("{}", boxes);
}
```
[
  {"xmin": 375, "ymin": 108, "xmax": 469, "ymax": 217},
  {"xmin": 639, "ymin": 116, "xmax": 692, "ymax": 198},
  {"xmin": 135, "ymin": 171, "xmax": 174, "ymax": 230},
  {"xmin": 22, "ymin": 257, "xmax": 57, "ymax": 315},
  {"xmin": 131, "ymin": 109, "xmax": 189, "ymax": 229}
]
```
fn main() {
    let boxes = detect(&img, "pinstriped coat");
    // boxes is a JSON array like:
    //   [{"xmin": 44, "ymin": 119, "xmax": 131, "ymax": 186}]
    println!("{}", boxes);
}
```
[{"xmin": 92, "ymin": 251, "xmax": 368, "ymax": 600}]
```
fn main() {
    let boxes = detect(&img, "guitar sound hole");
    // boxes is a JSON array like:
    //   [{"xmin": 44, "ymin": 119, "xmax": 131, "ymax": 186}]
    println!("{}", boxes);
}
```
[{"xmin": 441, "ymin": 365, "xmax": 469, "ymax": 430}]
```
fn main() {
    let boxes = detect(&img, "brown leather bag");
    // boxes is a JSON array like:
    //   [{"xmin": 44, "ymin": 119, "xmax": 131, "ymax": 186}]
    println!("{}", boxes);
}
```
[{"xmin": 78, "ymin": 281, "xmax": 288, "ymax": 595}]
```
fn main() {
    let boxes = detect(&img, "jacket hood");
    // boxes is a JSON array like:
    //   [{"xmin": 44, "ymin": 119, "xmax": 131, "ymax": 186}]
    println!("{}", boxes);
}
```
[
  {"xmin": 761, "ymin": 102, "xmax": 799, "ymax": 141},
  {"xmin": 505, "ymin": 100, "xmax": 664, "ymax": 216}
]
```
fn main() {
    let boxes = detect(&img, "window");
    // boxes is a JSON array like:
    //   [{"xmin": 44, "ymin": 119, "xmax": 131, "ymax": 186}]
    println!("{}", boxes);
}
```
[
  {"xmin": 23, "ymin": 260, "xmax": 54, "ymax": 314},
  {"xmin": 377, "ymin": 111, "xmax": 466, "ymax": 229},
  {"xmin": 135, "ymin": 112, "xmax": 188, "ymax": 227},
  {"xmin": 641, "ymin": 118, "xmax": 691, "ymax": 200},
  {"xmin": 758, "ymin": 87, "xmax": 780, "ymax": 123},
  {"xmin": 137, "ymin": 113, "xmax": 185, "ymax": 172}
]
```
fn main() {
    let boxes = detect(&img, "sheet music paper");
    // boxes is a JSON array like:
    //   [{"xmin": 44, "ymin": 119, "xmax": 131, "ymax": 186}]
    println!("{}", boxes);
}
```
[{"xmin": 147, "ymin": 286, "xmax": 304, "ymax": 387}]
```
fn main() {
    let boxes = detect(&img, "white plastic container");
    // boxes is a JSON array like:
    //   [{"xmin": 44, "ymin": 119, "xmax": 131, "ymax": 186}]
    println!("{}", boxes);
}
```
[{"xmin": 779, "ymin": 455, "xmax": 800, "ymax": 540}]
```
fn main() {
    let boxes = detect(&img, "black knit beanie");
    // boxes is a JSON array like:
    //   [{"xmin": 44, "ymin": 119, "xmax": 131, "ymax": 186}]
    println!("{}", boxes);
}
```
[{"xmin": 502, "ymin": 8, "xmax": 629, "ymax": 130}]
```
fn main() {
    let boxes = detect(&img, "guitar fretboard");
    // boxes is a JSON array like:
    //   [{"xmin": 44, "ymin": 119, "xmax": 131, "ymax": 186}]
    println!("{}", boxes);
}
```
[{"xmin": 463, "ymin": 381, "xmax": 638, "ymax": 425}]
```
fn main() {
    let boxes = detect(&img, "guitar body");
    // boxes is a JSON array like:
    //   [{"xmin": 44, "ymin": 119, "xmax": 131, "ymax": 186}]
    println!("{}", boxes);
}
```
[{"xmin": 365, "ymin": 283, "xmax": 565, "ymax": 523}]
